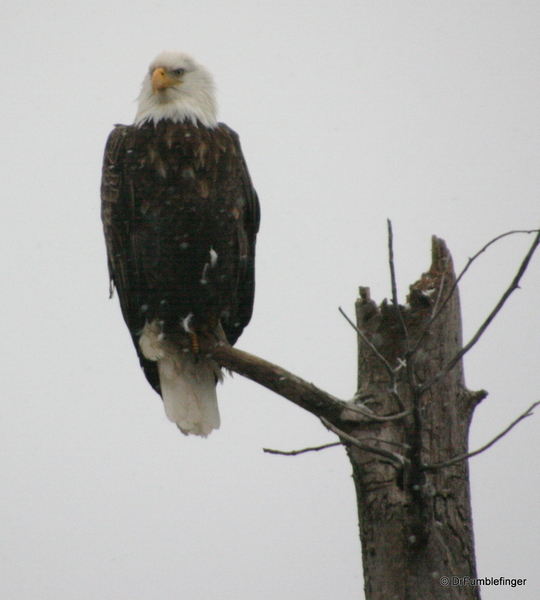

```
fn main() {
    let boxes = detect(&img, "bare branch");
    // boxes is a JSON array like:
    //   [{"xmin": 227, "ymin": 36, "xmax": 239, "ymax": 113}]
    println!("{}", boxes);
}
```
[
  {"xmin": 339, "ymin": 306, "xmax": 394, "ymax": 378},
  {"xmin": 453, "ymin": 229, "xmax": 539, "ymax": 292},
  {"xmin": 361, "ymin": 437, "xmax": 411, "ymax": 450},
  {"xmin": 342, "ymin": 402, "xmax": 412, "ymax": 422},
  {"xmin": 423, "ymin": 401, "xmax": 540, "ymax": 471},
  {"xmin": 387, "ymin": 219, "xmax": 409, "ymax": 347},
  {"xmin": 418, "ymin": 229, "xmax": 540, "ymax": 395},
  {"xmin": 320, "ymin": 417, "xmax": 407, "ymax": 468},
  {"xmin": 209, "ymin": 342, "xmax": 345, "ymax": 422},
  {"xmin": 339, "ymin": 307, "xmax": 405, "ymax": 411},
  {"xmin": 263, "ymin": 442, "xmax": 341, "ymax": 456},
  {"xmin": 411, "ymin": 229, "xmax": 540, "ymax": 361},
  {"xmin": 408, "ymin": 256, "xmax": 450, "ymax": 358}
]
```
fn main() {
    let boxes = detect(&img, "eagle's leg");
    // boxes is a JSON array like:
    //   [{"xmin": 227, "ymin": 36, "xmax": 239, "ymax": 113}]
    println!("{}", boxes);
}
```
[
  {"xmin": 196, "ymin": 314, "xmax": 223, "ymax": 347},
  {"xmin": 189, "ymin": 331, "xmax": 200, "ymax": 354}
]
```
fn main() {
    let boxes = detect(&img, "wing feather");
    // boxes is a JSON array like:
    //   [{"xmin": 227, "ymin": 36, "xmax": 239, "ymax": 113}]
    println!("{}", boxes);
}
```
[
  {"xmin": 101, "ymin": 125, "xmax": 161, "ymax": 391},
  {"xmin": 219, "ymin": 125, "xmax": 261, "ymax": 345}
]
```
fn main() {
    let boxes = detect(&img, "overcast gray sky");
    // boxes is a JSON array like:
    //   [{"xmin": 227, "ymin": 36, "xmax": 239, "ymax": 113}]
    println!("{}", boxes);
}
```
[{"xmin": 1, "ymin": 1, "xmax": 539, "ymax": 599}]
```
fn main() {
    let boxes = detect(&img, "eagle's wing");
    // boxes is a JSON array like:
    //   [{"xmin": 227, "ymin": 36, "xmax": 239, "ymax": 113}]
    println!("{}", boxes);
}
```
[
  {"xmin": 101, "ymin": 125, "xmax": 161, "ymax": 392},
  {"xmin": 102, "ymin": 123, "xmax": 259, "ymax": 391},
  {"xmin": 220, "ymin": 126, "xmax": 261, "ymax": 345}
]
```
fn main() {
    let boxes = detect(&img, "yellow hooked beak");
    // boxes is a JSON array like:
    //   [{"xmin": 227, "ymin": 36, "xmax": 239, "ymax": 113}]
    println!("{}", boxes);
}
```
[{"xmin": 152, "ymin": 67, "xmax": 175, "ymax": 94}]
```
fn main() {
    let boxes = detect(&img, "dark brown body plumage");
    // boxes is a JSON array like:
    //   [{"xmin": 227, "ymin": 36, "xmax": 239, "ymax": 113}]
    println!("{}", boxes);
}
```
[{"xmin": 101, "ymin": 120, "xmax": 260, "ymax": 394}]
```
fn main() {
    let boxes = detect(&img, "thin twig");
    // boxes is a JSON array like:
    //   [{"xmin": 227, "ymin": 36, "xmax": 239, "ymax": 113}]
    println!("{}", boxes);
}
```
[
  {"xmin": 453, "ymin": 229, "xmax": 539, "ymax": 293},
  {"xmin": 387, "ymin": 219, "xmax": 409, "ymax": 348},
  {"xmin": 388, "ymin": 222, "xmax": 419, "ymax": 404},
  {"xmin": 339, "ymin": 307, "xmax": 405, "ymax": 411},
  {"xmin": 423, "ymin": 401, "xmax": 540, "ymax": 471},
  {"xmin": 320, "ymin": 417, "xmax": 407, "ymax": 467},
  {"xmin": 339, "ymin": 307, "xmax": 394, "ymax": 378},
  {"xmin": 263, "ymin": 442, "xmax": 341, "ymax": 456},
  {"xmin": 418, "ymin": 229, "xmax": 540, "ymax": 395},
  {"xmin": 411, "ymin": 229, "xmax": 539, "ymax": 360},
  {"xmin": 361, "ymin": 437, "xmax": 411, "ymax": 450},
  {"xmin": 343, "ymin": 403, "xmax": 412, "ymax": 422},
  {"xmin": 409, "ymin": 258, "xmax": 450, "ymax": 358}
]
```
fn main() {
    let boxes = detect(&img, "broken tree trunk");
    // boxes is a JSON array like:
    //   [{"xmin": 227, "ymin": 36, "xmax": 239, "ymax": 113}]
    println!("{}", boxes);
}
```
[
  {"xmin": 209, "ymin": 231, "xmax": 539, "ymax": 599},
  {"xmin": 346, "ymin": 236, "xmax": 485, "ymax": 600}
]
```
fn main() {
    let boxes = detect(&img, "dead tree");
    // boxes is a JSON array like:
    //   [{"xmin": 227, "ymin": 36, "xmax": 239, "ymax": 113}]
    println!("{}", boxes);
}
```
[
  {"xmin": 207, "ymin": 229, "xmax": 539, "ymax": 600},
  {"xmin": 347, "ymin": 236, "xmax": 482, "ymax": 599}
]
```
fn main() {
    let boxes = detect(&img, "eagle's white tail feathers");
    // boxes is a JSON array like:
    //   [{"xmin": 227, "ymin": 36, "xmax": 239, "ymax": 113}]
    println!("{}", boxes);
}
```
[
  {"xmin": 158, "ymin": 353, "xmax": 220, "ymax": 437},
  {"xmin": 139, "ymin": 321, "xmax": 222, "ymax": 437}
]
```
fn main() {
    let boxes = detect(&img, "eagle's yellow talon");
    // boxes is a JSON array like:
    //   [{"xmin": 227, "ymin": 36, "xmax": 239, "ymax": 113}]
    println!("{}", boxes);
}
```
[{"xmin": 189, "ymin": 331, "xmax": 200, "ymax": 354}]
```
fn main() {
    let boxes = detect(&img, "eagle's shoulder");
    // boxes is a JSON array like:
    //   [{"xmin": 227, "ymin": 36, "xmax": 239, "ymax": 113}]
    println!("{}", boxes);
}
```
[{"xmin": 101, "ymin": 124, "xmax": 132, "ymax": 203}]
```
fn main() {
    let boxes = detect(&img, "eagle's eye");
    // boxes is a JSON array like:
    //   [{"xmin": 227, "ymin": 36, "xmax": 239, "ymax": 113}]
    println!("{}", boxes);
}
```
[{"xmin": 172, "ymin": 68, "xmax": 185, "ymax": 77}]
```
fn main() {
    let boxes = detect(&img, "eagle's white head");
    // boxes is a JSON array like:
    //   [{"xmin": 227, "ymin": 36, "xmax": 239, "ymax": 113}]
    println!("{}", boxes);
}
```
[{"xmin": 134, "ymin": 51, "xmax": 218, "ymax": 127}]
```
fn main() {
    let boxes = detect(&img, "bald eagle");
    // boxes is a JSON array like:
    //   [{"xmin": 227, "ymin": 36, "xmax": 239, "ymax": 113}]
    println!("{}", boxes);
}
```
[{"xmin": 101, "ymin": 52, "xmax": 260, "ymax": 436}]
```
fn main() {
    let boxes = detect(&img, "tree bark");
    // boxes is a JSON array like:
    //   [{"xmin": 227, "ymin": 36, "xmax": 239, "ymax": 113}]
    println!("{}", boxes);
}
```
[
  {"xmin": 208, "ymin": 232, "xmax": 540, "ymax": 599},
  {"xmin": 347, "ymin": 236, "xmax": 484, "ymax": 600}
]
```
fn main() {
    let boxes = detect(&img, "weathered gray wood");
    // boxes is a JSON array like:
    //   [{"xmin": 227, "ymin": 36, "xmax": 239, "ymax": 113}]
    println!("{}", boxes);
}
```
[
  {"xmin": 207, "ymin": 236, "xmax": 488, "ymax": 599},
  {"xmin": 350, "ymin": 236, "xmax": 483, "ymax": 600}
]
